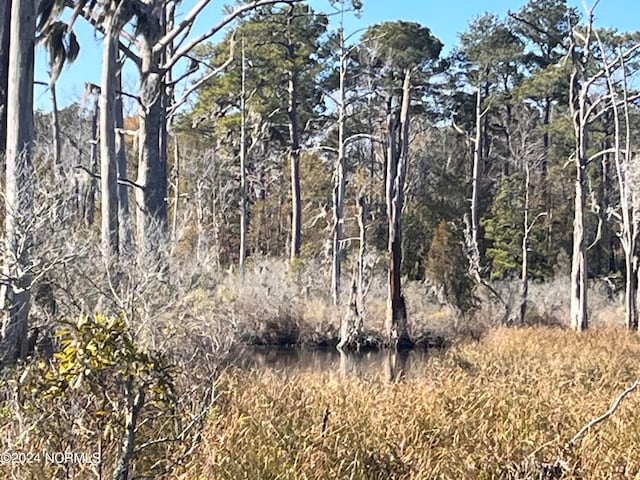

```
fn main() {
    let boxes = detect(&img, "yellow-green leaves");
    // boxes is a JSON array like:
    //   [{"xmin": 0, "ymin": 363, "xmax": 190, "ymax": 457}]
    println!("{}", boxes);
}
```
[{"xmin": 19, "ymin": 313, "xmax": 175, "ymax": 408}]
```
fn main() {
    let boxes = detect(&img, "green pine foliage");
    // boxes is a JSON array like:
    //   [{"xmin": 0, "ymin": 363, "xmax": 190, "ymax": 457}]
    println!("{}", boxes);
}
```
[
  {"xmin": 425, "ymin": 220, "xmax": 474, "ymax": 312},
  {"xmin": 482, "ymin": 174, "xmax": 551, "ymax": 280}
]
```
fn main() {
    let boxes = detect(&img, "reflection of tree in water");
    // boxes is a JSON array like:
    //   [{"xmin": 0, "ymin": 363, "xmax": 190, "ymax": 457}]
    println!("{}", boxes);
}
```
[
  {"xmin": 383, "ymin": 350, "xmax": 409, "ymax": 382},
  {"xmin": 244, "ymin": 347, "xmax": 433, "ymax": 380}
]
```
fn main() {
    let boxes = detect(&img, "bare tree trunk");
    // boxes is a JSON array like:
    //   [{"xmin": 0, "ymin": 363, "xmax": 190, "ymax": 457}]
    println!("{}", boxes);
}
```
[
  {"xmin": 595, "ymin": 33, "xmax": 640, "ymax": 330},
  {"xmin": 100, "ymin": 11, "xmax": 121, "ymax": 258},
  {"xmin": 570, "ymin": 106, "xmax": 588, "ymax": 331},
  {"xmin": 337, "ymin": 194, "xmax": 366, "ymax": 351},
  {"xmin": 115, "ymin": 60, "xmax": 133, "ymax": 253},
  {"xmin": 568, "ymin": 34, "xmax": 590, "ymax": 331},
  {"xmin": 0, "ymin": 0, "xmax": 35, "ymax": 364},
  {"xmin": 51, "ymin": 84, "xmax": 62, "ymax": 172},
  {"xmin": 170, "ymin": 134, "xmax": 180, "ymax": 240},
  {"xmin": 356, "ymin": 193, "xmax": 366, "ymax": 317},
  {"xmin": 112, "ymin": 378, "xmax": 145, "ymax": 480},
  {"xmin": 0, "ymin": 0, "xmax": 10, "ymax": 156},
  {"xmin": 516, "ymin": 160, "xmax": 532, "ymax": 326},
  {"xmin": 624, "ymin": 253, "xmax": 638, "ymax": 329},
  {"xmin": 331, "ymin": 19, "xmax": 347, "ymax": 306},
  {"xmin": 470, "ymin": 83, "xmax": 483, "ymax": 276},
  {"xmin": 288, "ymin": 69, "xmax": 301, "ymax": 263},
  {"xmin": 239, "ymin": 39, "xmax": 248, "ymax": 281},
  {"xmin": 136, "ymin": 32, "xmax": 168, "ymax": 253},
  {"xmin": 85, "ymin": 95, "xmax": 99, "ymax": 226},
  {"xmin": 385, "ymin": 69, "xmax": 412, "ymax": 349}
]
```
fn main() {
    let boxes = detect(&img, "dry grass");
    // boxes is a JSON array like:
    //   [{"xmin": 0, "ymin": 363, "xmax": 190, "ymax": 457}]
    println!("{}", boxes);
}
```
[{"xmin": 177, "ymin": 327, "xmax": 640, "ymax": 479}]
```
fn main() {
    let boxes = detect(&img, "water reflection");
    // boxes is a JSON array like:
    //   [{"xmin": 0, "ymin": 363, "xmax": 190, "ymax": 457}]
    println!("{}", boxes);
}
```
[{"xmin": 236, "ymin": 347, "xmax": 439, "ymax": 380}]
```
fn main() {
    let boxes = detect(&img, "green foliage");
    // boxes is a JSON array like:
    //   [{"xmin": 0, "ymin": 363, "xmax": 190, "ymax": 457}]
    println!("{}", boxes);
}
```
[
  {"xmin": 458, "ymin": 13, "xmax": 523, "ymax": 86},
  {"xmin": 425, "ymin": 220, "xmax": 474, "ymax": 312},
  {"xmin": 361, "ymin": 21, "xmax": 442, "ymax": 73},
  {"xmin": 482, "ymin": 175, "xmax": 525, "ymax": 279},
  {"xmin": 22, "ymin": 312, "xmax": 174, "ymax": 403},
  {"xmin": 510, "ymin": 0, "xmax": 580, "ymax": 70},
  {"xmin": 187, "ymin": 3, "xmax": 329, "ymax": 145},
  {"xmin": 10, "ymin": 314, "xmax": 177, "ymax": 478},
  {"xmin": 482, "ymin": 174, "xmax": 551, "ymax": 280}
]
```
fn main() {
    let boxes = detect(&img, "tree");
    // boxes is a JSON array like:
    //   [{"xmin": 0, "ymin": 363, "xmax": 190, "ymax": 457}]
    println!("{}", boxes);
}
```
[
  {"xmin": 187, "ymin": 2, "xmax": 327, "ymax": 265},
  {"xmin": 594, "ymin": 29, "xmax": 640, "ymax": 329},
  {"xmin": 0, "ymin": 0, "xmax": 11, "ymax": 156},
  {"xmin": 564, "ymin": 6, "xmax": 640, "ymax": 330},
  {"xmin": 99, "ymin": 1, "xmax": 128, "ymax": 258},
  {"xmin": 425, "ymin": 220, "xmax": 474, "ymax": 315},
  {"xmin": 361, "ymin": 21, "xmax": 442, "ymax": 348},
  {"xmin": 0, "ymin": 0, "xmax": 36, "ymax": 363},
  {"xmin": 510, "ymin": 0, "xmax": 580, "ymax": 163},
  {"xmin": 454, "ymin": 13, "xmax": 524, "ymax": 280}
]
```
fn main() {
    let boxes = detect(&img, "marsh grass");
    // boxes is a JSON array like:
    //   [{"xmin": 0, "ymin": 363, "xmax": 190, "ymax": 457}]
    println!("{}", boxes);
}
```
[{"xmin": 178, "ymin": 327, "xmax": 640, "ymax": 479}]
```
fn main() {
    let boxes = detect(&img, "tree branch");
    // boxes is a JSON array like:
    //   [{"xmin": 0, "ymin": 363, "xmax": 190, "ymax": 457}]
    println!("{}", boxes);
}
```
[
  {"xmin": 168, "ymin": 36, "xmax": 236, "ymax": 118},
  {"xmin": 74, "ymin": 165, "xmax": 145, "ymax": 191},
  {"xmin": 162, "ymin": 0, "xmax": 302, "ymax": 71},
  {"xmin": 566, "ymin": 380, "xmax": 640, "ymax": 448}
]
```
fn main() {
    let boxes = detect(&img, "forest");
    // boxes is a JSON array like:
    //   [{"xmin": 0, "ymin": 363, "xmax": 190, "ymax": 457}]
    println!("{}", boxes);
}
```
[{"xmin": 1, "ymin": 0, "xmax": 640, "ymax": 478}]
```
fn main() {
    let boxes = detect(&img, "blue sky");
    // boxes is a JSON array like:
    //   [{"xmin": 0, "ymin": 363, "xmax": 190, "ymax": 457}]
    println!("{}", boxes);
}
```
[{"xmin": 34, "ymin": 0, "xmax": 640, "ymax": 110}]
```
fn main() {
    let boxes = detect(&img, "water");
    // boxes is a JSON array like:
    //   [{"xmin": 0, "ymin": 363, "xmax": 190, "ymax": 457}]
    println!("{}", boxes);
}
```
[{"xmin": 235, "ymin": 347, "xmax": 443, "ymax": 381}]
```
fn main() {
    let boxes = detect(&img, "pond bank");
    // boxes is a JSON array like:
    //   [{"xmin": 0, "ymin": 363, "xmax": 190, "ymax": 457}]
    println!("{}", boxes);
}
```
[{"xmin": 238, "ymin": 320, "xmax": 449, "ymax": 351}]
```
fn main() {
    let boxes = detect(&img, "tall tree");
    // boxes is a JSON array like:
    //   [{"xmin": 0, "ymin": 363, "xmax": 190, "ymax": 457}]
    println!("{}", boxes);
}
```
[
  {"xmin": 510, "ymin": 0, "xmax": 579, "ymax": 162},
  {"xmin": 0, "ymin": 0, "xmax": 36, "ymax": 363},
  {"xmin": 115, "ymin": 58, "xmax": 133, "ymax": 254},
  {"xmin": 563, "ymin": 6, "xmax": 638, "ymax": 331},
  {"xmin": 455, "ymin": 13, "xmax": 524, "ymax": 279},
  {"xmin": 328, "ymin": 0, "xmax": 362, "ymax": 307},
  {"xmin": 99, "ymin": 1, "xmax": 129, "ymax": 258},
  {"xmin": 187, "ymin": 2, "xmax": 328, "ymax": 265},
  {"xmin": 594, "ymin": 30, "xmax": 640, "ymax": 330},
  {"xmin": 361, "ymin": 21, "xmax": 442, "ymax": 348},
  {"xmin": 0, "ymin": 0, "xmax": 11, "ymax": 156},
  {"xmin": 129, "ymin": 0, "xmax": 303, "ymax": 253}
]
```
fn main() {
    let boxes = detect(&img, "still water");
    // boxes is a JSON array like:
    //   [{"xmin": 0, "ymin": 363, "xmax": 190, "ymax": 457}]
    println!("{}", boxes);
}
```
[{"xmin": 235, "ymin": 347, "xmax": 442, "ymax": 381}]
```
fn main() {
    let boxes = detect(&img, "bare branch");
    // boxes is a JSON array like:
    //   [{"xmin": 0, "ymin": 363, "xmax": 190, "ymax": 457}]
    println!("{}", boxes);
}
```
[
  {"xmin": 74, "ymin": 165, "xmax": 145, "ymax": 191},
  {"xmin": 566, "ymin": 380, "xmax": 640, "ymax": 448},
  {"xmin": 168, "ymin": 33, "xmax": 236, "ymax": 118},
  {"xmin": 162, "ymin": 0, "xmax": 302, "ymax": 71}
]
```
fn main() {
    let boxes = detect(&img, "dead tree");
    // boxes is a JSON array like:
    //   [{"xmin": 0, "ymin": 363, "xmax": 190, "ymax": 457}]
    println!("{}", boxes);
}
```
[
  {"xmin": 0, "ymin": 0, "xmax": 36, "ymax": 363},
  {"xmin": 385, "ymin": 69, "xmax": 412, "ymax": 349}
]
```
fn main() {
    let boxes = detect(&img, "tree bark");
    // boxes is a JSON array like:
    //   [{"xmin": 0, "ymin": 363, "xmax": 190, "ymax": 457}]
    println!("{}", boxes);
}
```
[
  {"xmin": 0, "ymin": 0, "xmax": 35, "ymax": 364},
  {"xmin": 568, "ymin": 30, "xmax": 592, "ymax": 332},
  {"xmin": 570, "ymin": 103, "xmax": 588, "ymax": 331},
  {"xmin": 385, "ymin": 69, "xmax": 412, "ymax": 349},
  {"xmin": 115, "ymin": 60, "xmax": 133, "ymax": 254},
  {"xmin": 51, "ymin": 84, "xmax": 62, "ymax": 172},
  {"xmin": 624, "ymin": 252, "xmax": 638, "ymax": 330},
  {"xmin": 112, "ymin": 378, "xmax": 145, "ymax": 480},
  {"xmin": 470, "ymin": 82, "xmax": 483, "ymax": 276},
  {"xmin": 84, "ymin": 95, "xmax": 99, "ymax": 226},
  {"xmin": 135, "ymin": 28, "xmax": 168, "ymax": 254},
  {"xmin": 516, "ymin": 159, "xmax": 532, "ymax": 326},
  {"xmin": 0, "ymin": 0, "xmax": 10, "ymax": 156},
  {"xmin": 100, "ymin": 12, "xmax": 121, "ymax": 258},
  {"xmin": 288, "ymin": 69, "xmax": 301, "ymax": 263},
  {"xmin": 331, "ymin": 22, "xmax": 347, "ymax": 306},
  {"xmin": 337, "ymin": 194, "xmax": 366, "ymax": 351},
  {"xmin": 239, "ymin": 39, "xmax": 248, "ymax": 281}
]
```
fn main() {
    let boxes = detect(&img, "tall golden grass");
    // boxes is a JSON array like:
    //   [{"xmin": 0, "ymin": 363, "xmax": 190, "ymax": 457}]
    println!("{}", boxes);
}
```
[{"xmin": 178, "ymin": 327, "xmax": 640, "ymax": 479}]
